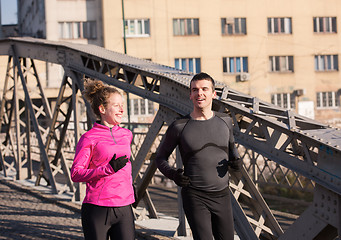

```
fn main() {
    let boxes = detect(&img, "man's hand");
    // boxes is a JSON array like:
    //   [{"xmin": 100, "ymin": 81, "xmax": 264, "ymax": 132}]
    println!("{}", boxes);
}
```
[
  {"xmin": 227, "ymin": 158, "xmax": 242, "ymax": 172},
  {"xmin": 109, "ymin": 154, "xmax": 129, "ymax": 172},
  {"xmin": 173, "ymin": 169, "xmax": 190, "ymax": 187}
]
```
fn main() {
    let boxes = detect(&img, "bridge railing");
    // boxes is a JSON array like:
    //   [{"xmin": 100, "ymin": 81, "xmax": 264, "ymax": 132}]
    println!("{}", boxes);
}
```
[{"xmin": 1, "ymin": 118, "xmax": 314, "ymax": 200}]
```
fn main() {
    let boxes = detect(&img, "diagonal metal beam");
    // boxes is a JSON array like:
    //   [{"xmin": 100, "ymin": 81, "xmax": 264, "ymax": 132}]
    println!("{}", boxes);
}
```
[
  {"xmin": 132, "ymin": 107, "xmax": 172, "ymax": 181},
  {"xmin": 11, "ymin": 45, "xmax": 58, "ymax": 193},
  {"xmin": 230, "ymin": 167, "xmax": 283, "ymax": 238}
]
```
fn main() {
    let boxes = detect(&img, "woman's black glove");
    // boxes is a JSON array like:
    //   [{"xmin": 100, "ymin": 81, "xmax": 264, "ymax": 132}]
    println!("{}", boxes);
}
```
[
  {"xmin": 109, "ymin": 154, "xmax": 129, "ymax": 172},
  {"xmin": 172, "ymin": 169, "xmax": 190, "ymax": 187}
]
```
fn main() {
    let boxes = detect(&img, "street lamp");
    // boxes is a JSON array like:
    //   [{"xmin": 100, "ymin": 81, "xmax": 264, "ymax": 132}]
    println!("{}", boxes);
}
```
[{"xmin": 121, "ymin": 0, "xmax": 131, "ymax": 129}]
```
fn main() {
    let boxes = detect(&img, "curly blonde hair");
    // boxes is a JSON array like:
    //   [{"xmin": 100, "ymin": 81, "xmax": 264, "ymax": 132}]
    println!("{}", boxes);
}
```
[{"xmin": 82, "ymin": 78, "xmax": 121, "ymax": 119}]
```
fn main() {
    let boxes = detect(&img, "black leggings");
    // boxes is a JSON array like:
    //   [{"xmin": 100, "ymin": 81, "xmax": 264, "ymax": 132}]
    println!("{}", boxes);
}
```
[
  {"xmin": 181, "ymin": 187, "xmax": 234, "ymax": 240},
  {"xmin": 81, "ymin": 203, "xmax": 135, "ymax": 240}
]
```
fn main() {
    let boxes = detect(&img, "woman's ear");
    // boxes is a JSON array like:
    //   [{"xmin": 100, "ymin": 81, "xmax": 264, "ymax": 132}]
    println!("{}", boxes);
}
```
[{"xmin": 99, "ymin": 105, "xmax": 105, "ymax": 115}]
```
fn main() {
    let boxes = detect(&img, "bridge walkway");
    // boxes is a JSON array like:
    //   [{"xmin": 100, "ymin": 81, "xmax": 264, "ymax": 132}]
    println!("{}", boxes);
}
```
[{"xmin": 0, "ymin": 173, "xmax": 299, "ymax": 240}]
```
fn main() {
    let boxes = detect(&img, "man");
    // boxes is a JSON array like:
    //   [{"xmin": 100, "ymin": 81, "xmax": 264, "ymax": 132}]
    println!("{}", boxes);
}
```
[{"xmin": 155, "ymin": 72, "xmax": 241, "ymax": 240}]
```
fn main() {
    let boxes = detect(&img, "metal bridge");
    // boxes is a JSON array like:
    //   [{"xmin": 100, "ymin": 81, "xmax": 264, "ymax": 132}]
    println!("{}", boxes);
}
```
[{"xmin": 0, "ymin": 37, "xmax": 340, "ymax": 239}]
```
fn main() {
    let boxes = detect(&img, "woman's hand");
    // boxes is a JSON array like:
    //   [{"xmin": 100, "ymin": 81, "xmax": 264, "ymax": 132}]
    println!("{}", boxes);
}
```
[{"xmin": 109, "ymin": 154, "xmax": 129, "ymax": 172}]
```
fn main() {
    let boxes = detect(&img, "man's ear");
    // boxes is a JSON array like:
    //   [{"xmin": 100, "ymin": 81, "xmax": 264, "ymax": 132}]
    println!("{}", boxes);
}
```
[
  {"xmin": 213, "ymin": 90, "xmax": 217, "ymax": 99},
  {"xmin": 99, "ymin": 105, "xmax": 105, "ymax": 114}
]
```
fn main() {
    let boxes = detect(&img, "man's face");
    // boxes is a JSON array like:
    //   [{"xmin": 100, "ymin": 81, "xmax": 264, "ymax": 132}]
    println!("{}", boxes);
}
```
[{"xmin": 189, "ymin": 79, "xmax": 216, "ymax": 110}]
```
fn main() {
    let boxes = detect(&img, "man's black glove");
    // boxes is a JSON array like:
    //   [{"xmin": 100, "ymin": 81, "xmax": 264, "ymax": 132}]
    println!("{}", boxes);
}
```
[
  {"xmin": 227, "ymin": 158, "xmax": 242, "ymax": 172},
  {"xmin": 172, "ymin": 169, "xmax": 190, "ymax": 187},
  {"xmin": 109, "ymin": 154, "xmax": 129, "ymax": 172}
]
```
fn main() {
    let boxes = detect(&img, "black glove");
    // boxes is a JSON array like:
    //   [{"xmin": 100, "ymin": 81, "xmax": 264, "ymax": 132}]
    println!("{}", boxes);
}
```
[
  {"xmin": 172, "ymin": 169, "xmax": 190, "ymax": 187},
  {"xmin": 109, "ymin": 154, "xmax": 129, "ymax": 172},
  {"xmin": 227, "ymin": 158, "xmax": 242, "ymax": 172}
]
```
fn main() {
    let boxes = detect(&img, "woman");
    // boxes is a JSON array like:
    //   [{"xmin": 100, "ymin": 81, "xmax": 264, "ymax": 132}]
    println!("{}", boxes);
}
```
[{"xmin": 71, "ymin": 79, "xmax": 135, "ymax": 240}]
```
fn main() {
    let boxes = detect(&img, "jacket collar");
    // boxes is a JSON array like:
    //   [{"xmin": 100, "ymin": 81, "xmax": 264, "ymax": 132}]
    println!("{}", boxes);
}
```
[{"xmin": 94, "ymin": 122, "xmax": 119, "ymax": 131}]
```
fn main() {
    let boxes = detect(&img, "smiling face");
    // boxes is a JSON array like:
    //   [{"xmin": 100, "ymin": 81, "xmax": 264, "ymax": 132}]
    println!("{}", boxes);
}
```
[
  {"xmin": 189, "ymin": 79, "xmax": 217, "ymax": 111},
  {"xmin": 99, "ymin": 92, "xmax": 124, "ymax": 127}
]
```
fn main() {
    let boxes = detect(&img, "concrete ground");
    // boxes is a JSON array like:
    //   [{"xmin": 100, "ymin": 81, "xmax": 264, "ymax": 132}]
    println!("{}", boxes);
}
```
[
  {"xmin": 0, "ymin": 172, "xmax": 243, "ymax": 240},
  {"xmin": 0, "ymin": 174, "xmax": 179, "ymax": 240}
]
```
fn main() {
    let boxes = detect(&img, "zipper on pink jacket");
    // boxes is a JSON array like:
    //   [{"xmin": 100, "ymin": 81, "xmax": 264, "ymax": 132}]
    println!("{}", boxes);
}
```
[
  {"xmin": 97, "ymin": 127, "xmax": 116, "ymax": 203},
  {"xmin": 110, "ymin": 127, "xmax": 117, "ymax": 144}
]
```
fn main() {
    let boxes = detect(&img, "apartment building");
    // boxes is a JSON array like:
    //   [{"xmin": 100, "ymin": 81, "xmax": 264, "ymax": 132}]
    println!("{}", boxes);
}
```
[
  {"xmin": 17, "ymin": 0, "xmax": 103, "ymax": 90},
  {"xmin": 102, "ymin": 0, "xmax": 341, "ymax": 126},
  {"xmin": 15, "ymin": 0, "xmax": 341, "ymax": 125}
]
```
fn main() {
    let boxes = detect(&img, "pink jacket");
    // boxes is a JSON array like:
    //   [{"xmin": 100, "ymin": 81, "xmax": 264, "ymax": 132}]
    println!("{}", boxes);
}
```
[{"xmin": 71, "ymin": 122, "xmax": 135, "ymax": 207}]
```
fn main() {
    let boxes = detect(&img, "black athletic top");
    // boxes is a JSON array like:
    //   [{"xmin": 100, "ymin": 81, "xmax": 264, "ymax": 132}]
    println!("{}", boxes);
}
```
[{"xmin": 155, "ymin": 112, "xmax": 240, "ymax": 192}]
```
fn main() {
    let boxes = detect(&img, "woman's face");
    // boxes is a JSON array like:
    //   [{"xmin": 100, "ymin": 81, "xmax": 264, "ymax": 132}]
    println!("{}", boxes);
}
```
[{"xmin": 99, "ymin": 93, "xmax": 124, "ymax": 127}]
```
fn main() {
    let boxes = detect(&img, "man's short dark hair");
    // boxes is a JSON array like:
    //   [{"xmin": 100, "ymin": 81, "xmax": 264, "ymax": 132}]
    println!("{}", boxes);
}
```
[{"xmin": 190, "ymin": 72, "xmax": 215, "ymax": 91}]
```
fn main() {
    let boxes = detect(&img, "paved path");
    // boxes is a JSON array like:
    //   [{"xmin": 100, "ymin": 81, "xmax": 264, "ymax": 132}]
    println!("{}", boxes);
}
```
[
  {"xmin": 0, "ymin": 177, "xmax": 175, "ymax": 240},
  {"xmin": 0, "ymin": 175, "xmax": 298, "ymax": 240},
  {"xmin": 0, "ymin": 178, "xmax": 83, "ymax": 240}
]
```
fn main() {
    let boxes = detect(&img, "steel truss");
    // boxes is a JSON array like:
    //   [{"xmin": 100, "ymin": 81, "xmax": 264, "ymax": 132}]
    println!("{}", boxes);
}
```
[{"xmin": 0, "ymin": 37, "xmax": 340, "ymax": 239}]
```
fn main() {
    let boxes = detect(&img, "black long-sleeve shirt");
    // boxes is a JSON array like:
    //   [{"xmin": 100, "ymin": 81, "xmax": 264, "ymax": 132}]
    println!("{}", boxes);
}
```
[{"xmin": 155, "ymin": 111, "xmax": 240, "ymax": 192}]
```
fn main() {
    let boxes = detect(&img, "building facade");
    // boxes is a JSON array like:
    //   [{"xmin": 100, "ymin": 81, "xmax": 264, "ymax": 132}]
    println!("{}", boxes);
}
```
[
  {"xmin": 17, "ymin": 0, "xmax": 103, "ymax": 90},
  {"xmin": 102, "ymin": 0, "xmax": 341, "ymax": 126},
  {"xmin": 15, "ymin": 0, "xmax": 341, "ymax": 125}
]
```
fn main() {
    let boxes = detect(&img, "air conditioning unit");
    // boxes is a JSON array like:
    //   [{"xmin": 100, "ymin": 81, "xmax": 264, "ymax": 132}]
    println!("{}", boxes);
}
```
[
  {"xmin": 236, "ymin": 73, "xmax": 250, "ymax": 82},
  {"xmin": 294, "ymin": 89, "xmax": 305, "ymax": 96}
]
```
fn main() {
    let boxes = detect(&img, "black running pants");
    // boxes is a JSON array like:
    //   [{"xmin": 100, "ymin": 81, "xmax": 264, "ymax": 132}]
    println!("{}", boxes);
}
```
[
  {"xmin": 181, "ymin": 187, "xmax": 234, "ymax": 240},
  {"xmin": 81, "ymin": 203, "xmax": 135, "ymax": 240}
]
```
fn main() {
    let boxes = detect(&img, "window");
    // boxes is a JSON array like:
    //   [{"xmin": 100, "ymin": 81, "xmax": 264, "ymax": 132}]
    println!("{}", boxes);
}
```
[
  {"xmin": 73, "ymin": 22, "xmax": 81, "ymax": 38},
  {"xmin": 83, "ymin": 21, "xmax": 97, "ymax": 39},
  {"xmin": 221, "ymin": 18, "xmax": 246, "ymax": 35},
  {"xmin": 130, "ymin": 99, "xmax": 155, "ymax": 116},
  {"xmin": 125, "ymin": 19, "xmax": 150, "ymax": 37},
  {"xmin": 133, "ymin": 99, "xmax": 139, "ymax": 115},
  {"xmin": 223, "ymin": 57, "xmax": 248, "ymax": 73},
  {"xmin": 140, "ymin": 99, "xmax": 146, "ymax": 115},
  {"xmin": 58, "ymin": 21, "xmax": 97, "ymax": 39},
  {"xmin": 174, "ymin": 58, "xmax": 201, "ymax": 73},
  {"xmin": 314, "ymin": 55, "xmax": 338, "ymax": 71},
  {"xmin": 173, "ymin": 18, "xmax": 199, "ymax": 36},
  {"xmin": 65, "ymin": 22, "xmax": 73, "ymax": 38},
  {"xmin": 269, "ymin": 56, "xmax": 294, "ymax": 72},
  {"xmin": 268, "ymin": 17, "xmax": 292, "ymax": 34},
  {"xmin": 316, "ymin": 91, "xmax": 340, "ymax": 108},
  {"xmin": 313, "ymin": 17, "xmax": 337, "ymax": 33},
  {"xmin": 147, "ymin": 101, "xmax": 154, "ymax": 114},
  {"xmin": 271, "ymin": 93, "xmax": 296, "ymax": 109}
]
